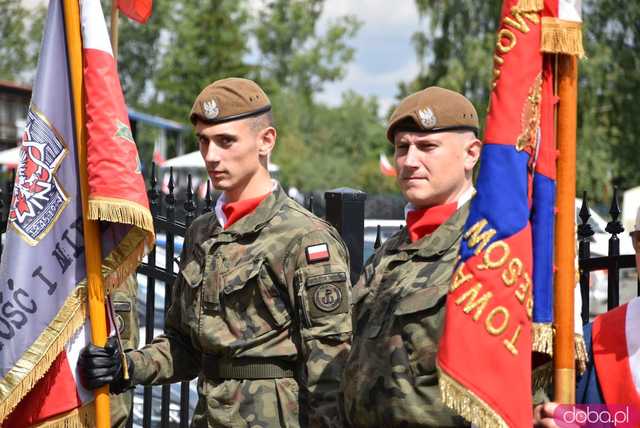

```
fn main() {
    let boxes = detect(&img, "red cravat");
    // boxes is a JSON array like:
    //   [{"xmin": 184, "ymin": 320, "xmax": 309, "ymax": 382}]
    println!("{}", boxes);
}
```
[
  {"xmin": 222, "ymin": 193, "xmax": 270, "ymax": 229},
  {"xmin": 406, "ymin": 202, "xmax": 458, "ymax": 242}
]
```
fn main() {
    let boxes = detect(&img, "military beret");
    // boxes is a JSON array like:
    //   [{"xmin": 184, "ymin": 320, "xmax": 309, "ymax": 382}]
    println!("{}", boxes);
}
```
[
  {"xmin": 189, "ymin": 77, "xmax": 271, "ymax": 125},
  {"xmin": 386, "ymin": 86, "xmax": 479, "ymax": 142}
]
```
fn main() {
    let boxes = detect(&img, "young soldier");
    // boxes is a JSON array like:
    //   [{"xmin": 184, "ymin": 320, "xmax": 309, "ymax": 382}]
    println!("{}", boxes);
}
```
[
  {"xmin": 78, "ymin": 78, "xmax": 352, "ymax": 428},
  {"xmin": 341, "ymin": 87, "xmax": 482, "ymax": 427}
]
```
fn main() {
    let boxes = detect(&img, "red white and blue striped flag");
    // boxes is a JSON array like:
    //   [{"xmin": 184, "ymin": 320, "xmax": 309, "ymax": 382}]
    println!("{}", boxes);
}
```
[{"xmin": 437, "ymin": 1, "xmax": 543, "ymax": 426}]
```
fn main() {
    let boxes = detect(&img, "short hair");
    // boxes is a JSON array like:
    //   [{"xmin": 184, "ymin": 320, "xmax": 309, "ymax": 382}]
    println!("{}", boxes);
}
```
[{"xmin": 248, "ymin": 111, "xmax": 275, "ymax": 134}]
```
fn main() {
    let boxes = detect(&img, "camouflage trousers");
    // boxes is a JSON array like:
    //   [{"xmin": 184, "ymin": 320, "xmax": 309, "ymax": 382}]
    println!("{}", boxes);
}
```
[{"xmin": 190, "ymin": 377, "xmax": 301, "ymax": 428}]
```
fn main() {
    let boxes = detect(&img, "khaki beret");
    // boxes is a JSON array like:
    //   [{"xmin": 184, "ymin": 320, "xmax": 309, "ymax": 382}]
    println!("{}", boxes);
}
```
[
  {"xmin": 386, "ymin": 86, "xmax": 479, "ymax": 142},
  {"xmin": 189, "ymin": 77, "xmax": 271, "ymax": 125}
]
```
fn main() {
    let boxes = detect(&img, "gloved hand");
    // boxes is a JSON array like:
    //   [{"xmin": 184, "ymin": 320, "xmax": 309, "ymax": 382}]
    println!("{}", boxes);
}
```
[{"xmin": 77, "ymin": 335, "xmax": 134, "ymax": 394}]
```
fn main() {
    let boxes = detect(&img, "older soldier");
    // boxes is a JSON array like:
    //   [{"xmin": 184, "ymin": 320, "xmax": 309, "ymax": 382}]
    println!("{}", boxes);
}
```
[
  {"xmin": 341, "ymin": 87, "xmax": 482, "ymax": 427},
  {"xmin": 78, "ymin": 78, "xmax": 352, "ymax": 428}
]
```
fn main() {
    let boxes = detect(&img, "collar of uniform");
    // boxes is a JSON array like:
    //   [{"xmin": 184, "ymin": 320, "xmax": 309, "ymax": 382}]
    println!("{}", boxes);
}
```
[
  {"xmin": 214, "ymin": 179, "xmax": 279, "ymax": 227},
  {"xmin": 387, "ymin": 199, "xmax": 471, "ymax": 258},
  {"xmin": 214, "ymin": 182, "xmax": 286, "ymax": 236},
  {"xmin": 402, "ymin": 185, "xmax": 475, "ymax": 218}
]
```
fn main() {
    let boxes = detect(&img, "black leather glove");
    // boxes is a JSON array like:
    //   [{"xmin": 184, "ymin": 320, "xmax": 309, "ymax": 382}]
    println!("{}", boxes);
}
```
[{"xmin": 77, "ymin": 336, "xmax": 134, "ymax": 394}]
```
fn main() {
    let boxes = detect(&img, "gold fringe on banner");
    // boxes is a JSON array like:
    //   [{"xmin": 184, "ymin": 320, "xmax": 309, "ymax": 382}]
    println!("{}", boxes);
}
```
[
  {"xmin": 88, "ymin": 196, "xmax": 155, "ymax": 292},
  {"xmin": 438, "ymin": 368, "xmax": 509, "ymax": 428},
  {"xmin": 541, "ymin": 17, "xmax": 585, "ymax": 57},
  {"xmin": 0, "ymin": 286, "xmax": 87, "ymax": 423},
  {"xmin": 101, "ymin": 227, "xmax": 151, "ymax": 293},
  {"xmin": 532, "ymin": 322, "xmax": 555, "ymax": 355},
  {"xmin": 514, "ymin": 0, "xmax": 543, "ymax": 12},
  {"xmin": 33, "ymin": 401, "xmax": 95, "ymax": 427},
  {"xmin": 575, "ymin": 333, "xmax": 588, "ymax": 375},
  {"xmin": 88, "ymin": 197, "xmax": 154, "ymax": 234}
]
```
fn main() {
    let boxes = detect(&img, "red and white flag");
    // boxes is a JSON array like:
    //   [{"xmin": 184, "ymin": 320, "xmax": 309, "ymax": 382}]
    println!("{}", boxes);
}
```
[
  {"xmin": 117, "ymin": 0, "xmax": 152, "ymax": 24},
  {"xmin": 379, "ymin": 153, "xmax": 397, "ymax": 177},
  {"xmin": 592, "ymin": 297, "xmax": 640, "ymax": 408},
  {"xmin": 306, "ymin": 243, "xmax": 330, "ymax": 263},
  {"xmin": 0, "ymin": 0, "xmax": 153, "ymax": 425}
]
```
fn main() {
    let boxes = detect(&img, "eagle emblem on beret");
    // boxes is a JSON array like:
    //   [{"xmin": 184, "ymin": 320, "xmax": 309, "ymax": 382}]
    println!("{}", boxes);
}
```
[
  {"xmin": 418, "ymin": 107, "xmax": 437, "ymax": 128},
  {"xmin": 203, "ymin": 99, "xmax": 219, "ymax": 119}
]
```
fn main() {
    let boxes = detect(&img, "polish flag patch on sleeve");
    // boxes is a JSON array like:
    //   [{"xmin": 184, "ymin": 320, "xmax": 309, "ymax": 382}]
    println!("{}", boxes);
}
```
[{"xmin": 306, "ymin": 243, "xmax": 330, "ymax": 263}]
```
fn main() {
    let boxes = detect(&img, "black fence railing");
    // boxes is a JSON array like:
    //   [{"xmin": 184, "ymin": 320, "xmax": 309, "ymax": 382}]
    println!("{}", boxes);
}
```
[
  {"xmin": 0, "ymin": 163, "xmax": 638, "ymax": 426},
  {"xmin": 577, "ymin": 189, "xmax": 640, "ymax": 325}
]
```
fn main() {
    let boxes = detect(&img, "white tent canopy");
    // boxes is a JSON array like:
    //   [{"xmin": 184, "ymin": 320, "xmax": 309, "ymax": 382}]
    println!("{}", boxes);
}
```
[
  {"xmin": 161, "ymin": 151, "xmax": 279, "ymax": 172},
  {"xmin": 0, "ymin": 146, "xmax": 20, "ymax": 168}
]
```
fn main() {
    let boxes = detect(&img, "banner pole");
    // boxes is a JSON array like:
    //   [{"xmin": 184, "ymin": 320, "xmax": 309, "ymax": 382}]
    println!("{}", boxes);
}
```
[
  {"xmin": 110, "ymin": 0, "xmax": 119, "ymax": 62},
  {"xmin": 553, "ymin": 53, "xmax": 578, "ymax": 403},
  {"xmin": 63, "ymin": 0, "xmax": 111, "ymax": 426}
]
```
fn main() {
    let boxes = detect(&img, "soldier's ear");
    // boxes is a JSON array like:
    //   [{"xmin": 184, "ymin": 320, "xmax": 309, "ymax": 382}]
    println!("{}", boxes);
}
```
[
  {"xmin": 257, "ymin": 127, "xmax": 276, "ymax": 157},
  {"xmin": 463, "ymin": 137, "xmax": 482, "ymax": 172}
]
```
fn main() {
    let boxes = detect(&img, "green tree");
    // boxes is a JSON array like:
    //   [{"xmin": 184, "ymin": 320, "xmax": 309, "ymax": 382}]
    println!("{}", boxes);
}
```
[
  {"xmin": 272, "ymin": 89, "xmax": 396, "ymax": 193},
  {"xmin": 404, "ymin": 0, "xmax": 640, "ymax": 203},
  {"xmin": 0, "ymin": 0, "xmax": 45, "ymax": 83},
  {"xmin": 253, "ymin": 0, "xmax": 361, "ymax": 104},
  {"xmin": 150, "ymin": 0, "xmax": 251, "ymax": 121},
  {"xmin": 115, "ymin": 1, "xmax": 170, "ymax": 109},
  {"xmin": 576, "ymin": 0, "xmax": 640, "ymax": 201},
  {"xmin": 0, "ymin": 0, "xmax": 29, "ymax": 81},
  {"xmin": 400, "ymin": 0, "xmax": 502, "ymax": 124}
]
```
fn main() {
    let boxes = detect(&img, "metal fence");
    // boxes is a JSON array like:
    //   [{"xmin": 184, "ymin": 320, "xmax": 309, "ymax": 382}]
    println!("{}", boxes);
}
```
[
  {"xmin": 577, "ymin": 189, "xmax": 640, "ymax": 325},
  {"xmin": 0, "ymin": 164, "xmax": 638, "ymax": 427}
]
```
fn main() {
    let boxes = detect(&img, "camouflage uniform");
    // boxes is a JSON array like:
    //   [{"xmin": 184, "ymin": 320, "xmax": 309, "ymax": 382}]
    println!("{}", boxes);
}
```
[
  {"xmin": 110, "ymin": 275, "xmax": 140, "ymax": 428},
  {"xmin": 127, "ymin": 185, "xmax": 352, "ymax": 428},
  {"xmin": 342, "ymin": 203, "xmax": 471, "ymax": 428}
]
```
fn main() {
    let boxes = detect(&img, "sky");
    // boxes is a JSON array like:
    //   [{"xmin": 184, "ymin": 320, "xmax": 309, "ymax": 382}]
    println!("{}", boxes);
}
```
[
  {"xmin": 21, "ymin": 0, "xmax": 422, "ymax": 114},
  {"xmin": 316, "ymin": 0, "xmax": 421, "ymax": 114}
]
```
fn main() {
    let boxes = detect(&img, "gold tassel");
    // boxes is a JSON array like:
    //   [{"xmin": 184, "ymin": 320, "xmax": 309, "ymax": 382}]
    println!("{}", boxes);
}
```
[
  {"xmin": 532, "ymin": 322, "xmax": 554, "ymax": 356},
  {"xmin": 32, "ymin": 401, "xmax": 95, "ymax": 427},
  {"xmin": 541, "ymin": 17, "xmax": 585, "ymax": 57},
  {"xmin": 575, "ymin": 333, "xmax": 588, "ymax": 375},
  {"xmin": 88, "ymin": 197, "xmax": 154, "ymax": 234},
  {"xmin": 438, "ymin": 368, "xmax": 509, "ymax": 428},
  {"xmin": 100, "ymin": 226, "xmax": 153, "ymax": 292},
  {"xmin": 0, "ymin": 287, "xmax": 87, "ymax": 423},
  {"xmin": 514, "ymin": 0, "xmax": 543, "ymax": 12},
  {"xmin": 532, "ymin": 361, "xmax": 553, "ymax": 391}
]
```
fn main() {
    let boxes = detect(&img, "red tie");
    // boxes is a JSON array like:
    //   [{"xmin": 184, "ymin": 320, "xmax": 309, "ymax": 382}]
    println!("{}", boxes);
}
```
[
  {"xmin": 222, "ymin": 193, "xmax": 270, "ymax": 229},
  {"xmin": 406, "ymin": 202, "xmax": 458, "ymax": 242}
]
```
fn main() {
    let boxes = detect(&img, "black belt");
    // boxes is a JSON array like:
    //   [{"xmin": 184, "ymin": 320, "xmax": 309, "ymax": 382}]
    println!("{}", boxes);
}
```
[{"xmin": 202, "ymin": 356, "xmax": 295, "ymax": 380}]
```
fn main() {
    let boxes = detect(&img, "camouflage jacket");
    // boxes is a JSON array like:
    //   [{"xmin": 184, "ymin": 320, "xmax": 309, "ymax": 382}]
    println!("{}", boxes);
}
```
[
  {"xmin": 342, "ymin": 203, "xmax": 471, "ymax": 428},
  {"xmin": 128, "ymin": 185, "xmax": 352, "ymax": 428},
  {"xmin": 110, "ymin": 276, "xmax": 139, "ymax": 428}
]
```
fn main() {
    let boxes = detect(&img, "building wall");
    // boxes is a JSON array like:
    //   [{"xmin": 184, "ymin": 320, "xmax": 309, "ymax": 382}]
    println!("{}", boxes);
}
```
[{"xmin": 0, "ymin": 81, "xmax": 31, "ymax": 151}]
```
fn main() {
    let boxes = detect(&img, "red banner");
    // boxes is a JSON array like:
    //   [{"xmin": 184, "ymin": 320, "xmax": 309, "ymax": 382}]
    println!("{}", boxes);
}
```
[
  {"xmin": 118, "ymin": 0, "xmax": 152, "ymax": 24},
  {"xmin": 437, "ymin": 2, "xmax": 543, "ymax": 427}
]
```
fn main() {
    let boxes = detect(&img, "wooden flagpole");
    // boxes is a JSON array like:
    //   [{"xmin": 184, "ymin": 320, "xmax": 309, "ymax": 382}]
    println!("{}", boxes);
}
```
[
  {"xmin": 110, "ymin": 0, "xmax": 119, "ymax": 61},
  {"xmin": 63, "ymin": 0, "xmax": 111, "ymax": 426},
  {"xmin": 553, "ymin": 53, "xmax": 578, "ymax": 403}
]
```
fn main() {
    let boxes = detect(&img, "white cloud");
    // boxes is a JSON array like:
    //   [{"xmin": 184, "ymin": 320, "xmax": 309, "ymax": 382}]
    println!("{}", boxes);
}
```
[
  {"xmin": 320, "ymin": 0, "xmax": 418, "ymax": 31},
  {"xmin": 317, "ymin": 60, "xmax": 419, "ymax": 114},
  {"xmin": 317, "ymin": 0, "xmax": 421, "ymax": 114}
]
